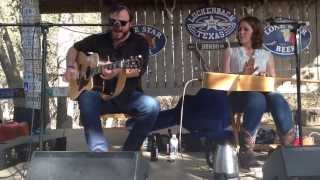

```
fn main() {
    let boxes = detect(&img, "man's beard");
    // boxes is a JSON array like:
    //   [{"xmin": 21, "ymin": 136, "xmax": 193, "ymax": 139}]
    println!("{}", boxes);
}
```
[
  {"xmin": 112, "ymin": 30, "xmax": 131, "ymax": 47},
  {"xmin": 112, "ymin": 29, "xmax": 129, "ymax": 40}
]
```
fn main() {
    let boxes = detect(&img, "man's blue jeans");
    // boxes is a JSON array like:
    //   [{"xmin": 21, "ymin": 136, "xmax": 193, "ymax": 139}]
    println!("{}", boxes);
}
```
[
  {"xmin": 230, "ymin": 92, "xmax": 293, "ymax": 136},
  {"xmin": 78, "ymin": 90, "xmax": 160, "ymax": 152}
]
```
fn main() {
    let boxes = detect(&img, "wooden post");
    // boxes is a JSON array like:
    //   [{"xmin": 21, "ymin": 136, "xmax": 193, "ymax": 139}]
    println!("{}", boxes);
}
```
[{"xmin": 56, "ymin": 97, "xmax": 71, "ymax": 129}]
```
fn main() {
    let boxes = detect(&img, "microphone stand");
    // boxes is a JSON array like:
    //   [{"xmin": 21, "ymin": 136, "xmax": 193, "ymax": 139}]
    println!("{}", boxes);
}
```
[
  {"xmin": 270, "ymin": 21, "xmax": 307, "ymax": 146},
  {"xmin": 0, "ymin": 22, "xmax": 110, "ymax": 150},
  {"xmin": 294, "ymin": 24, "xmax": 304, "ymax": 146}
]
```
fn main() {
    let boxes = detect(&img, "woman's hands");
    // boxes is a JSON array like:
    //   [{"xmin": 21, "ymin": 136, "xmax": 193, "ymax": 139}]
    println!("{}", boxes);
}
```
[{"xmin": 242, "ymin": 57, "xmax": 258, "ymax": 75}]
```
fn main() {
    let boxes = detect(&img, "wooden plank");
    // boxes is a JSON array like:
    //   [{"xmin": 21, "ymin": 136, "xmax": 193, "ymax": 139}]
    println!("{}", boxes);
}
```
[
  {"xmin": 192, "ymin": 4, "xmax": 210, "ymax": 82},
  {"xmin": 182, "ymin": 6, "xmax": 193, "ymax": 85},
  {"xmin": 297, "ymin": 1, "xmax": 311, "ymax": 70},
  {"xmin": 163, "ymin": 4, "xmax": 174, "ymax": 89},
  {"xmin": 213, "ymin": 2, "xmax": 236, "ymax": 72},
  {"xmin": 144, "ymin": 6, "xmax": 158, "ymax": 90},
  {"xmin": 253, "ymin": 0, "xmax": 264, "ymax": 20},
  {"xmin": 152, "ymin": 9, "xmax": 166, "ymax": 90},
  {"xmin": 0, "ymin": 88, "xmax": 24, "ymax": 98},
  {"xmin": 56, "ymin": 97, "xmax": 69, "ymax": 128},
  {"xmin": 316, "ymin": 0, "xmax": 320, "ymax": 80},
  {"xmin": 0, "ymin": 87, "xmax": 69, "ymax": 99},
  {"xmin": 144, "ymin": 86, "xmax": 199, "ymax": 96},
  {"xmin": 173, "ymin": 6, "xmax": 183, "ymax": 88},
  {"xmin": 186, "ymin": 3, "xmax": 207, "ymax": 89},
  {"xmin": 130, "ymin": 6, "xmax": 153, "ymax": 91},
  {"xmin": 283, "ymin": 1, "xmax": 298, "ymax": 77},
  {"xmin": 149, "ymin": 5, "xmax": 162, "ymax": 90},
  {"xmin": 301, "ymin": 1, "xmax": 314, "ymax": 68},
  {"xmin": 100, "ymin": 113, "xmax": 129, "ymax": 121}
]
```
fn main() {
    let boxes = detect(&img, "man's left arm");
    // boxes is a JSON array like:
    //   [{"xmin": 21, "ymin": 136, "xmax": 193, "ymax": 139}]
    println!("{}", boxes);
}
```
[{"xmin": 126, "ymin": 37, "xmax": 149, "ymax": 78}]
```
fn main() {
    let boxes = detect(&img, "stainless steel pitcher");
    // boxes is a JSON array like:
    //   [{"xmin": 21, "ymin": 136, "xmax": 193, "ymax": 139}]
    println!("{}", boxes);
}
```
[{"xmin": 213, "ymin": 142, "xmax": 240, "ymax": 180}]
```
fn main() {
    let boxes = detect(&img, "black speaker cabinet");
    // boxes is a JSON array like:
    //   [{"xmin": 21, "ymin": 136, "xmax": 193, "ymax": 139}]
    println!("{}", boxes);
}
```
[
  {"xmin": 263, "ymin": 146, "xmax": 320, "ymax": 180},
  {"xmin": 26, "ymin": 151, "xmax": 150, "ymax": 180}
]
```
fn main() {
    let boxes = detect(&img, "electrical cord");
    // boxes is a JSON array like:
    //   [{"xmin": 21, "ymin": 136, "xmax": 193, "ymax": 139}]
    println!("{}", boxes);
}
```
[{"xmin": 178, "ymin": 78, "xmax": 201, "ymax": 160}]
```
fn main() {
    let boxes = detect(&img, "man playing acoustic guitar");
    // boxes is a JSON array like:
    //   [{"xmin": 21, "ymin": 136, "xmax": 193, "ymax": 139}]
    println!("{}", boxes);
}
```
[{"xmin": 63, "ymin": 4, "xmax": 160, "ymax": 152}]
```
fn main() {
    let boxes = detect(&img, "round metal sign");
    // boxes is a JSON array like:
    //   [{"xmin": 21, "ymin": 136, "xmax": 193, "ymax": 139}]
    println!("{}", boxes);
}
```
[
  {"xmin": 185, "ymin": 7, "xmax": 238, "ymax": 41},
  {"xmin": 132, "ymin": 25, "xmax": 166, "ymax": 56},
  {"xmin": 263, "ymin": 17, "xmax": 311, "ymax": 57}
]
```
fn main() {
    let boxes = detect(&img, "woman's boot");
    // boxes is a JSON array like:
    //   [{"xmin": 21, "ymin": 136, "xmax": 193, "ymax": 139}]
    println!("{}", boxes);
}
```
[
  {"xmin": 239, "ymin": 129, "xmax": 259, "ymax": 169},
  {"xmin": 279, "ymin": 128, "xmax": 295, "ymax": 146}
]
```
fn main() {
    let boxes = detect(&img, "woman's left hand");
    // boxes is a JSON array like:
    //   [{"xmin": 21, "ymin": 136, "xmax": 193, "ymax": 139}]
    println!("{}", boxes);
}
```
[{"xmin": 257, "ymin": 72, "xmax": 266, "ymax": 76}]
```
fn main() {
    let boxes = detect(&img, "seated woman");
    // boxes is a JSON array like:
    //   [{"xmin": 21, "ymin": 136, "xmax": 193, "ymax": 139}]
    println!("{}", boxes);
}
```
[{"xmin": 223, "ymin": 16, "xmax": 295, "ymax": 169}]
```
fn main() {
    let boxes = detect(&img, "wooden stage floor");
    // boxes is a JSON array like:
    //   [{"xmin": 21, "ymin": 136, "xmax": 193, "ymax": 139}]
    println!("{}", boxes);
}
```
[{"xmin": 2, "ymin": 126, "xmax": 320, "ymax": 180}]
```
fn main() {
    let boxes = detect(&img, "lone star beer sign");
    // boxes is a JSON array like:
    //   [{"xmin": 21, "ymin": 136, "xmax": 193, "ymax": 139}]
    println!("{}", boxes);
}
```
[
  {"xmin": 133, "ymin": 25, "xmax": 166, "ymax": 56},
  {"xmin": 263, "ymin": 17, "xmax": 311, "ymax": 57}
]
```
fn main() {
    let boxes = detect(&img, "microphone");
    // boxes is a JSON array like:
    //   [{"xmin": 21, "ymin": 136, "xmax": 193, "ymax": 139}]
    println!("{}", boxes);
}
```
[{"xmin": 112, "ymin": 20, "xmax": 122, "ymax": 28}]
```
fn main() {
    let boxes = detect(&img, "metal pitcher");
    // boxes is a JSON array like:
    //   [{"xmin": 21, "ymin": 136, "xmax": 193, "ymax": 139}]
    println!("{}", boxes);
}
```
[{"xmin": 213, "ymin": 142, "xmax": 240, "ymax": 180}]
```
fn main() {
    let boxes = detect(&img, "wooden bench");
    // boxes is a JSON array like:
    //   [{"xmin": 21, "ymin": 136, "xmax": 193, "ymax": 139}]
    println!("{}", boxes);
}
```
[{"xmin": 100, "ymin": 113, "xmax": 130, "ymax": 128}]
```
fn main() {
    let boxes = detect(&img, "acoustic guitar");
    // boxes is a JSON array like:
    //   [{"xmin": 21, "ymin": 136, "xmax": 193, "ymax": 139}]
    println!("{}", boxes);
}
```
[
  {"xmin": 202, "ymin": 72, "xmax": 320, "ymax": 92},
  {"xmin": 68, "ymin": 52, "xmax": 142, "ymax": 101}
]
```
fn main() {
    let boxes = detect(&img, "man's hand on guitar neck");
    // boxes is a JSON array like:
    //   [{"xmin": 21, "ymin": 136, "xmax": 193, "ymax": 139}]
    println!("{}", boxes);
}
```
[
  {"xmin": 100, "ymin": 67, "xmax": 141, "ymax": 79},
  {"xmin": 100, "ymin": 60, "xmax": 122, "ymax": 80},
  {"xmin": 63, "ymin": 64, "xmax": 78, "ymax": 82}
]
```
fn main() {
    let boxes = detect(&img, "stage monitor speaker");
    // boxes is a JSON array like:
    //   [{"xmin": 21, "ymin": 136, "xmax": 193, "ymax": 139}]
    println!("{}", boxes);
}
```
[
  {"xmin": 263, "ymin": 146, "xmax": 320, "ymax": 180},
  {"xmin": 26, "ymin": 151, "xmax": 150, "ymax": 180}
]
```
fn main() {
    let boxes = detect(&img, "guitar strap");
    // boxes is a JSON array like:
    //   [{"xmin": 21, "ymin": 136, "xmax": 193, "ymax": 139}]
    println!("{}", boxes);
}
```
[{"xmin": 100, "ymin": 70, "xmax": 127, "ymax": 101}]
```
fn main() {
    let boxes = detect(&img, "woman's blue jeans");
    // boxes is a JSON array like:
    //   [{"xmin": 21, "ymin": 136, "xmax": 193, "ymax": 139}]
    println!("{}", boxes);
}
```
[
  {"xmin": 230, "ymin": 92, "xmax": 293, "ymax": 136},
  {"xmin": 78, "ymin": 90, "xmax": 160, "ymax": 152}
]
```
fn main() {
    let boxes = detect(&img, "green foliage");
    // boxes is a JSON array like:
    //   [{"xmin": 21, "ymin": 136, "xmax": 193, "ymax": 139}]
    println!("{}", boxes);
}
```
[
  {"xmin": 0, "ymin": 0, "xmax": 103, "ymax": 88},
  {"xmin": 41, "ymin": 13, "xmax": 102, "ymax": 87},
  {"xmin": 0, "ymin": 0, "xmax": 22, "ymax": 86}
]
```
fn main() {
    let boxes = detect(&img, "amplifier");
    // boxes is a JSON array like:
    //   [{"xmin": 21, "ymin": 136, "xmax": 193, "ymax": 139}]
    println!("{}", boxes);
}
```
[
  {"xmin": 263, "ymin": 146, "xmax": 320, "ymax": 180},
  {"xmin": 26, "ymin": 151, "xmax": 149, "ymax": 180},
  {"xmin": 0, "ymin": 131, "xmax": 66, "ymax": 170}
]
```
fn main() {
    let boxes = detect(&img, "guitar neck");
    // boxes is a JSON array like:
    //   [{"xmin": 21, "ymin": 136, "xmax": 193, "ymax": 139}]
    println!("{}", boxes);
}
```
[{"xmin": 91, "ymin": 60, "xmax": 136, "ymax": 76}]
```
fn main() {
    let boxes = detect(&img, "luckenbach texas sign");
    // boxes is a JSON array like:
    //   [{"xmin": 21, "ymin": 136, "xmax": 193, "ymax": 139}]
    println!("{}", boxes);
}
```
[{"xmin": 185, "ymin": 7, "xmax": 238, "ymax": 41}]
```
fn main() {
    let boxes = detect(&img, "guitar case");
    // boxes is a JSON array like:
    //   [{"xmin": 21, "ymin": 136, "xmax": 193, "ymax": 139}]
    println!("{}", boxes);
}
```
[{"xmin": 154, "ymin": 88, "xmax": 232, "ymax": 140}]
